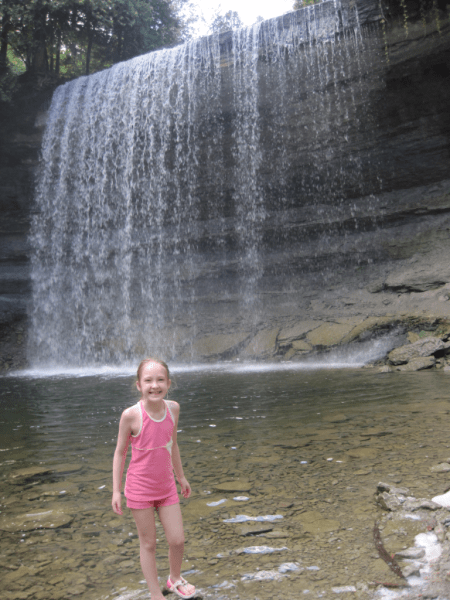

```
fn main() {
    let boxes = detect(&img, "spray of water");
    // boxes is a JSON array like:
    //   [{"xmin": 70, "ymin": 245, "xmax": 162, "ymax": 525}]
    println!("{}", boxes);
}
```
[{"xmin": 29, "ymin": 0, "xmax": 382, "ymax": 367}]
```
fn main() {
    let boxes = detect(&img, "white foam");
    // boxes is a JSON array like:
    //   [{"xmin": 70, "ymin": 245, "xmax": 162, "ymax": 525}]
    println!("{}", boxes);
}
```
[
  {"xmin": 7, "ymin": 333, "xmax": 401, "ymax": 379},
  {"xmin": 376, "ymin": 531, "xmax": 442, "ymax": 599},
  {"xmin": 432, "ymin": 490, "xmax": 450, "ymax": 508}
]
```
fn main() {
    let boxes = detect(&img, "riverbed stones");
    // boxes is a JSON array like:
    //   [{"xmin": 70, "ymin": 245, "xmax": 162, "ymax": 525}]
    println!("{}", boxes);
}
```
[
  {"xmin": 213, "ymin": 481, "xmax": 252, "ymax": 493},
  {"xmin": 346, "ymin": 447, "xmax": 378, "ymax": 459},
  {"xmin": 9, "ymin": 466, "xmax": 52, "ymax": 481},
  {"xmin": 395, "ymin": 547, "xmax": 426, "ymax": 559},
  {"xmin": 293, "ymin": 510, "xmax": 340, "ymax": 534},
  {"xmin": 238, "ymin": 524, "xmax": 275, "ymax": 536},
  {"xmin": 0, "ymin": 509, "xmax": 74, "ymax": 532},
  {"xmin": 430, "ymin": 463, "xmax": 450, "ymax": 473}
]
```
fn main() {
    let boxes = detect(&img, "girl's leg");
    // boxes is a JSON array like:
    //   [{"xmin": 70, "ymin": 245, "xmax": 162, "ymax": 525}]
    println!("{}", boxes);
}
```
[
  {"xmin": 131, "ymin": 507, "xmax": 165, "ymax": 600},
  {"xmin": 158, "ymin": 503, "xmax": 195, "ymax": 596}
]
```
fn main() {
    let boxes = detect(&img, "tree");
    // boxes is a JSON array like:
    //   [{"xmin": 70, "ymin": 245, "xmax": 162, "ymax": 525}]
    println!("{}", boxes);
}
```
[
  {"xmin": 0, "ymin": 0, "xmax": 186, "ymax": 79},
  {"xmin": 209, "ymin": 8, "xmax": 242, "ymax": 34},
  {"xmin": 293, "ymin": 0, "xmax": 322, "ymax": 8}
]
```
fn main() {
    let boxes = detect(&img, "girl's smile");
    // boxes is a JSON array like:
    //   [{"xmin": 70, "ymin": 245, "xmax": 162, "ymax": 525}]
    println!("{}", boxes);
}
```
[{"xmin": 136, "ymin": 362, "xmax": 171, "ymax": 406}]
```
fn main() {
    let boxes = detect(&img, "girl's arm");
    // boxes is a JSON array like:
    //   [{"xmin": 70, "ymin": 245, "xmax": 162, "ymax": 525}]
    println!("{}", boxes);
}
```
[
  {"xmin": 112, "ymin": 409, "xmax": 134, "ymax": 514},
  {"xmin": 170, "ymin": 401, "xmax": 191, "ymax": 499}
]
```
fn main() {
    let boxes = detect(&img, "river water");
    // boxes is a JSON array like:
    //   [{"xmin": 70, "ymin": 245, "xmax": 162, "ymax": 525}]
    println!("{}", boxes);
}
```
[{"xmin": 1, "ymin": 366, "xmax": 449, "ymax": 600}]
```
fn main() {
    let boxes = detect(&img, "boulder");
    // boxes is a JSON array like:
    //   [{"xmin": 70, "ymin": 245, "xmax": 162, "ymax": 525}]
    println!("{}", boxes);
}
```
[
  {"xmin": 388, "ymin": 337, "xmax": 445, "ymax": 365},
  {"xmin": 396, "ymin": 356, "xmax": 436, "ymax": 371}
]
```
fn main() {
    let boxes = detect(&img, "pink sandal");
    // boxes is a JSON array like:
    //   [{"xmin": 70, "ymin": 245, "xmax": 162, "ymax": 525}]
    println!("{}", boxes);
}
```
[{"xmin": 167, "ymin": 576, "xmax": 196, "ymax": 599}]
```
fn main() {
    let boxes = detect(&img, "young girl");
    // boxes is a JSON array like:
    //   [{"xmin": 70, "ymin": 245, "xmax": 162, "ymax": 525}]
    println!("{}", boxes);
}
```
[{"xmin": 112, "ymin": 358, "xmax": 196, "ymax": 599}]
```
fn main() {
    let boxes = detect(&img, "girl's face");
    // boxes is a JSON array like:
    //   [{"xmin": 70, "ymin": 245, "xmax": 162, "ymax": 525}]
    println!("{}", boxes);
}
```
[{"xmin": 136, "ymin": 362, "xmax": 171, "ymax": 403}]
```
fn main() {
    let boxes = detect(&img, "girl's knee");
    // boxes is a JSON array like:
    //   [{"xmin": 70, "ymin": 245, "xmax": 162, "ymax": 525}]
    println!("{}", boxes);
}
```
[
  {"xmin": 167, "ymin": 532, "xmax": 185, "ymax": 549},
  {"xmin": 139, "ymin": 535, "xmax": 157, "ymax": 554}
]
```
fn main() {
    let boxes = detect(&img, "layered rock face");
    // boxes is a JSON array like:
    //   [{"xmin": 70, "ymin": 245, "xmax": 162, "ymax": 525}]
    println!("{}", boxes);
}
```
[{"xmin": 1, "ymin": 0, "xmax": 450, "ymax": 368}]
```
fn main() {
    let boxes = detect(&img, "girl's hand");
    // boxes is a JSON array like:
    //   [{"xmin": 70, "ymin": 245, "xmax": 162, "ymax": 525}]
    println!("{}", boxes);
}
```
[
  {"xmin": 178, "ymin": 476, "xmax": 191, "ymax": 499},
  {"xmin": 112, "ymin": 491, "xmax": 123, "ymax": 515}
]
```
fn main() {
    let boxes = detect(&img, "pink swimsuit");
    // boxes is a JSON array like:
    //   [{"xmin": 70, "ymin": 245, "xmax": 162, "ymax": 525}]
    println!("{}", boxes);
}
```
[{"xmin": 124, "ymin": 400, "xmax": 178, "ymax": 504}]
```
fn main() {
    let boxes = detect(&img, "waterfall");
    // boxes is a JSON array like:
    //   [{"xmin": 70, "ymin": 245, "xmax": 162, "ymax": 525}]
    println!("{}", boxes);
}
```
[{"xmin": 29, "ymin": 0, "xmax": 382, "ymax": 366}]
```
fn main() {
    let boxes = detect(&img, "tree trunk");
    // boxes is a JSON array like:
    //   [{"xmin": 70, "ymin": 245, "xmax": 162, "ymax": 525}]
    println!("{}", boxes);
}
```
[
  {"xmin": 0, "ymin": 13, "xmax": 11, "ymax": 73},
  {"xmin": 55, "ymin": 29, "xmax": 61, "ymax": 77},
  {"xmin": 31, "ymin": 2, "xmax": 48, "ymax": 74},
  {"xmin": 86, "ymin": 28, "xmax": 93, "ymax": 75}
]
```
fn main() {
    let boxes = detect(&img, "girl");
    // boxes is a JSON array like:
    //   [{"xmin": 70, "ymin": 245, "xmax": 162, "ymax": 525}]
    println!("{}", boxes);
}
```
[{"xmin": 112, "ymin": 358, "xmax": 195, "ymax": 599}]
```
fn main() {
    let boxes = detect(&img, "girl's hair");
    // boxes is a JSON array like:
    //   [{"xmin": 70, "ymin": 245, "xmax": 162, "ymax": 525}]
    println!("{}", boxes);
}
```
[{"xmin": 136, "ymin": 357, "xmax": 170, "ymax": 382}]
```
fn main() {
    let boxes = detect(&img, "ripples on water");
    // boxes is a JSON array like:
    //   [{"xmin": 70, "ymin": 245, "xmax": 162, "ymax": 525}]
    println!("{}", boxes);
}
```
[{"xmin": 1, "ymin": 368, "xmax": 449, "ymax": 600}]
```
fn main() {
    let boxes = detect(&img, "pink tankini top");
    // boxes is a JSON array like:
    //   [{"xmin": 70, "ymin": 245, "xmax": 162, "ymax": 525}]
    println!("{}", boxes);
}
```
[{"xmin": 124, "ymin": 400, "xmax": 178, "ymax": 501}]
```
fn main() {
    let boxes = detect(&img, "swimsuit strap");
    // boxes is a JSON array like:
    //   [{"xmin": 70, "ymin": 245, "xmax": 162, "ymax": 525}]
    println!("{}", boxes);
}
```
[
  {"xmin": 132, "ymin": 399, "xmax": 174, "ymax": 454},
  {"xmin": 131, "ymin": 401, "xmax": 143, "ymax": 438},
  {"xmin": 165, "ymin": 400, "xmax": 175, "ymax": 425}
]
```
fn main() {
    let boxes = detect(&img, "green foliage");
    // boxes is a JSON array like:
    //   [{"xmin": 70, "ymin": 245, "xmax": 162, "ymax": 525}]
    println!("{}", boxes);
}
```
[
  {"xmin": 209, "ymin": 9, "xmax": 243, "ymax": 34},
  {"xmin": 0, "ymin": 64, "xmax": 19, "ymax": 101},
  {"xmin": 293, "ymin": 0, "xmax": 323, "ymax": 9},
  {"xmin": 0, "ymin": 0, "xmax": 186, "ymax": 81}
]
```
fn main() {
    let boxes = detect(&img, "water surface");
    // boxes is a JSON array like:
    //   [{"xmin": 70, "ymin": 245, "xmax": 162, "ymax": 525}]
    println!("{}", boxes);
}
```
[{"xmin": 1, "ymin": 368, "xmax": 449, "ymax": 600}]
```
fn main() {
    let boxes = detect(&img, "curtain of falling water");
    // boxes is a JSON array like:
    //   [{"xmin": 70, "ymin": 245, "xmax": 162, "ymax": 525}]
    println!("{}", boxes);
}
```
[{"xmin": 28, "ymin": 1, "xmax": 382, "ymax": 367}]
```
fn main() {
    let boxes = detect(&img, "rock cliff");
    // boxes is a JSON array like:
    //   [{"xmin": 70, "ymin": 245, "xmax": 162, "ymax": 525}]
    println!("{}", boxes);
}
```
[{"xmin": 1, "ymin": 1, "xmax": 450, "ymax": 369}]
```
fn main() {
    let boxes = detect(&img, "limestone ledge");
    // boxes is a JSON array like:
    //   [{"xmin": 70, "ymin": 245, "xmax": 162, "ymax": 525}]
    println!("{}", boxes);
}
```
[{"xmin": 176, "ymin": 300, "xmax": 450, "ymax": 372}]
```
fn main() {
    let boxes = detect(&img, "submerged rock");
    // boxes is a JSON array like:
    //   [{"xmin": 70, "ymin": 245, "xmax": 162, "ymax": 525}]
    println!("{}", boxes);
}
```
[
  {"xmin": 0, "ymin": 509, "xmax": 74, "ymax": 532},
  {"xmin": 214, "ymin": 481, "xmax": 252, "ymax": 492}
]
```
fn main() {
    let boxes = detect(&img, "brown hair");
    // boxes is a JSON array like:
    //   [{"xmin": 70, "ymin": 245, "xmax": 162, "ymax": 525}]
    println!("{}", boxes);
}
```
[{"xmin": 136, "ymin": 357, "xmax": 170, "ymax": 383}]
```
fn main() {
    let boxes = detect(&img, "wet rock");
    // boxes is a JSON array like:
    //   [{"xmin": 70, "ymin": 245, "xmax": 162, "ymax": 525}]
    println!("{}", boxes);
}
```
[
  {"xmin": 402, "ymin": 564, "xmax": 421, "ymax": 578},
  {"xmin": 376, "ymin": 492, "xmax": 404, "ymax": 511},
  {"xmin": 214, "ymin": 481, "xmax": 252, "ymax": 492},
  {"xmin": 346, "ymin": 447, "xmax": 378, "ymax": 459},
  {"xmin": 191, "ymin": 332, "xmax": 250, "ymax": 358},
  {"xmin": 9, "ymin": 466, "xmax": 52, "ymax": 481},
  {"xmin": 396, "ymin": 356, "xmax": 436, "ymax": 371},
  {"xmin": 241, "ymin": 328, "xmax": 279, "ymax": 358},
  {"xmin": 376, "ymin": 482, "xmax": 401, "ymax": 495},
  {"xmin": 291, "ymin": 339, "xmax": 313, "ymax": 352},
  {"xmin": 385, "ymin": 264, "xmax": 450, "ymax": 293},
  {"xmin": 294, "ymin": 510, "xmax": 340, "ymax": 534},
  {"xmin": 26, "ymin": 482, "xmax": 80, "ymax": 499},
  {"xmin": 277, "ymin": 321, "xmax": 320, "ymax": 345},
  {"xmin": 273, "ymin": 439, "xmax": 312, "ymax": 448},
  {"xmin": 395, "ymin": 547, "xmax": 426, "ymax": 559},
  {"xmin": 430, "ymin": 463, "xmax": 450, "ymax": 473},
  {"xmin": 375, "ymin": 483, "xmax": 410, "ymax": 510},
  {"xmin": 263, "ymin": 530, "xmax": 289, "ymax": 538},
  {"xmin": 306, "ymin": 320, "xmax": 362, "ymax": 347},
  {"xmin": 0, "ymin": 509, "xmax": 74, "ymax": 532},
  {"xmin": 388, "ymin": 337, "xmax": 445, "ymax": 365},
  {"xmin": 323, "ymin": 414, "xmax": 349, "ymax": 423},
  {"xmin": 402, "ymin": 498, "xmax": 441, "ymax": 511},
  {"xmin": 238, "ymin": 524, "xmax": 274, "ymax": 536}
]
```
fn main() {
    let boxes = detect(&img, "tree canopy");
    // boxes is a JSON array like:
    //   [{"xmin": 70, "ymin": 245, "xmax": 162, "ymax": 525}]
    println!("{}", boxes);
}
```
[
  {"xmin": 208, "ymin": 9, "xmax": 243, "ymax": 34},
  {"xmin": 0, "ymin": 0, "xmax": 186, "ymax": 78}
]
